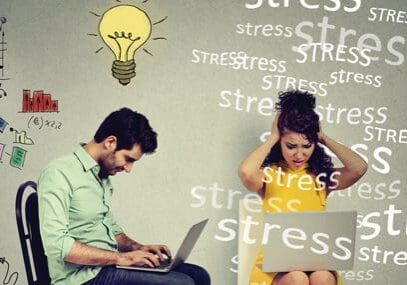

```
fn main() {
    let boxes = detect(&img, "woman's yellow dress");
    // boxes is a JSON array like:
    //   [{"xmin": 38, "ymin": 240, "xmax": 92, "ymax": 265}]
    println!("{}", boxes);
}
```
[{"xmin": 249, "ymin": 162, "xmax": 343, "ymax": 285}]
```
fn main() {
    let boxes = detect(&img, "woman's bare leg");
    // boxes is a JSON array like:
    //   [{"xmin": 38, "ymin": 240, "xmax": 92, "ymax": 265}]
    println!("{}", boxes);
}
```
[
  {"xmin": 272, "ymin": 271, "xmax": 309, "ymax": 285},
  {"xmin": 309, "ymin": 271, "xmax": 336, "ymax": 285}
]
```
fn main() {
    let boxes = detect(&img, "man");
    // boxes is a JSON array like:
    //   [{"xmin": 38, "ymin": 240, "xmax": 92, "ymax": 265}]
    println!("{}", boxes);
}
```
[{"xmin": 38, "ymin": 108, "xmax": 210, "ymax": 285}]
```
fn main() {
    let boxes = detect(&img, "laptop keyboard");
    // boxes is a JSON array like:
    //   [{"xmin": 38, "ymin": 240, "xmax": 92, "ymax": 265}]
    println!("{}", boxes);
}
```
[
  {"xmin": 156, "ymin": 258, "xmax": 172, "ymax": 269},
  {"xmin": 142, "ymin": 258, "xmax": 172, "ymax": 269}
]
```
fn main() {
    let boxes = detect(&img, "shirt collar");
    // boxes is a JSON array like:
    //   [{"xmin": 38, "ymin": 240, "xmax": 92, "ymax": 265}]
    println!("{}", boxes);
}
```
[{"xmin": 74, "ymin": 143, "xmax": 100, "ymax": 172}]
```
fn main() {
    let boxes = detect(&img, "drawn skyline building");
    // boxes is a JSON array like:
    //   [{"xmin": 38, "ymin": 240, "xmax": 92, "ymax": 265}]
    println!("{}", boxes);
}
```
[{"xmin": 22, "ymin": 89, "xmax": 58, "ymax": 112}]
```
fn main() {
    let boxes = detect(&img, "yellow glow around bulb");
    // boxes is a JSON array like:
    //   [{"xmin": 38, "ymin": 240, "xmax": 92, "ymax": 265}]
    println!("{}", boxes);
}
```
[{"xmin": 99, "ymin": 5, "xmax": 152, "ymax": 85}]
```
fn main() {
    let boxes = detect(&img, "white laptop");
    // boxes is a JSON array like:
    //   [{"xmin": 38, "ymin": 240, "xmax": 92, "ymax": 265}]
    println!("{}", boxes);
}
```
[
  {"xmin": 261, "ymin": 211, "xmax": 357, "ymax": 272},
  {"xmin": 117, "ymin": 219, "xmax": 208, "ymax": 273}
]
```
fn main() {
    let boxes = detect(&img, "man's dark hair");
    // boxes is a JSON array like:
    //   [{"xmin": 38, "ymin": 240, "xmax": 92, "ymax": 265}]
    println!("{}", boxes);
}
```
[{"xmin": 94, "ymin": 108, "xmax": 157, "ymax": 153}]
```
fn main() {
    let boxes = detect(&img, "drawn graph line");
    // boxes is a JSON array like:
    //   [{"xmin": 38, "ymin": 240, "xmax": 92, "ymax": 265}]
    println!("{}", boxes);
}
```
[{"xmin": 0, "ymin": 256, "xmax": 19, "ymax": 285}]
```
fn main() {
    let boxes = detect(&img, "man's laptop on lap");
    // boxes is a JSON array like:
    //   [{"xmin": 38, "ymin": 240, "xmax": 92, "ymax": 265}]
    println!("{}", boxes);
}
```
[{"xmin": 117, "ymin": 219, "xmax": 208, "ymax": 273}]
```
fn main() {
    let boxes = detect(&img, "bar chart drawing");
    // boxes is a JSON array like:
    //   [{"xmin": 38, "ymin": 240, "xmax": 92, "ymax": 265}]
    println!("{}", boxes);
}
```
[{"xmin": 21, "ymin": 90, "xmax": 59, "ymax": 113}]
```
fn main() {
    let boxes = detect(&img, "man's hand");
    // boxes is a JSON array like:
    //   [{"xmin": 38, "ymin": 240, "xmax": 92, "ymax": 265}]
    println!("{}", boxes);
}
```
[
  {"xmin": 139, "ymin": 244, "xmax": 172, "ymax": 261},
  {"xmin": 64, "ymin": 241, "xmax": 160, "ymax": 267},
  {"xmin": 117, "ymin": 250, "xmax": 160, "ymax": 268}
]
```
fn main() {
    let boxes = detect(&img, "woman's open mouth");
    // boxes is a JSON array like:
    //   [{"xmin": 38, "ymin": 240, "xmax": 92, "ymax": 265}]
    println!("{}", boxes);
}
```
[{"xmin": 293, "ymin": 160, "xmax": 305, "ymax": 166}]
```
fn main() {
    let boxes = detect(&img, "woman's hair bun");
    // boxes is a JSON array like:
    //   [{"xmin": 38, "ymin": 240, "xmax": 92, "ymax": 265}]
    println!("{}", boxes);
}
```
[
  {"xmin": 276, "ymin": 89, "xmax": 316, "ymax": 113},
  {"xmin": 275, "ymin": 89, "xmax": 320, "ymax": 141}
]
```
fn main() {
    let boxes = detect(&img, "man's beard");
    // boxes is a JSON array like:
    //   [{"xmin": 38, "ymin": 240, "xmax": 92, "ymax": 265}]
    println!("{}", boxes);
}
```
[
  {"xmin": 98, "ymin": 154, "xmax": 115, "ymax": 179},
  {"xmin": 98, "ymin": 159, "xmax": 115, "ymax": 179},
  {"xmin": 98, "ymin": 166, "xmax": 110, "ymax": 179}
]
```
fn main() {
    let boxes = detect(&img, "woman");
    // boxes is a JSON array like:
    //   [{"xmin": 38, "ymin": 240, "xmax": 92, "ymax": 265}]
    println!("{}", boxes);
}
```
[{"xmin": 238, "ymin": 90, "xmax": 368, "ymax": 285}]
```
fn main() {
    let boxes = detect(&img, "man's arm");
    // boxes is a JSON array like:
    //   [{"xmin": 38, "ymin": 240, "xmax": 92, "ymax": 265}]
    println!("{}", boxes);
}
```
[
  {"xmin": 38, "ymin": 167, "xmax": 76, "ymax": 263},
  {"xmin": 115, "ymin": 232, "xmax": 143, "ymax": 252},
  {"xmin": 38, "ymin": 167, "xmax": 159, "ymax": 268},
  {"xmin": 64, "ymin": 240, "xmax": 159, "ymax": 267}
]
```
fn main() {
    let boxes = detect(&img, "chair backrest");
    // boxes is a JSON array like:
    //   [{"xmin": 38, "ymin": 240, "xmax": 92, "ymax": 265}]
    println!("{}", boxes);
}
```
[
  {"xmin": 238, "ymin": 198, "xmax": 263, "ymax": 285},
  {"xmin": 15, "ymin": 181, "xmax": 51, "ymax": 285}
]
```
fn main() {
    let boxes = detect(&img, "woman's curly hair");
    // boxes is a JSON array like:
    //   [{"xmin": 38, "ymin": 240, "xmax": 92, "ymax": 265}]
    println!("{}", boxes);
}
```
[{"xmin": 262, "ymin": 90, "xmax": 334, "ymax": 186}]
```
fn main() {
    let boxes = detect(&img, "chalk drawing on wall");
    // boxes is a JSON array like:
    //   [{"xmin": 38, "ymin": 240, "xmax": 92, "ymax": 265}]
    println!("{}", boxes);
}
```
[
  {"xmin": 21, "ymin": 90, "xmax": 59, "ymax": 113},
  {"xmin": 8, "ymin": 146, "xmax": 27, "ymax": 169},
  {"xmin": 0, "ymin": 17, "xmax": 5, "ymax": 30},
  {"xmin": 0, "ymin": 256, "xmax": 19, "ymax": 285},
  {"xmin": 0, "ymin": 16, "xmax": 9, "ymax": 99},
  {"xmin": 0, "ymin": 143, "xmax": 4, "ymax": 162},
  {"xmin": 0, "ymin": 16, "xmax": 10, "ymax": 81},
  {"xmin": 0, "ymin": 115, "xmax": 33, "ymax": 168},
  {"xmin": 0, "ymin": 83, "xmax": 6, "ymax": 99},
  {"xmin": 27, "ymin": 115, "xmax": 63, "ymax": 130},
  {"xmin": 9, "ymin": 128, "xmax": 34, "ymax": 145},
  {"xmin": 89, "ymin": 4, "xmax": 167, "ymax": 86},
  {"xmin": 0, "ymin": 116, "xmax": 8, "ymax": 133}
]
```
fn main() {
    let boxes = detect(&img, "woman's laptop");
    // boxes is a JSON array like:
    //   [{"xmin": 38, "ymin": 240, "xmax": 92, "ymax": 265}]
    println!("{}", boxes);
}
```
[
  {"xmin": 117, "ymin": 219, "xmax": 208, "ymax": 273},
  {"xmin": 261, "ymin": 211, "xmax": 357, "ymax": 272}
]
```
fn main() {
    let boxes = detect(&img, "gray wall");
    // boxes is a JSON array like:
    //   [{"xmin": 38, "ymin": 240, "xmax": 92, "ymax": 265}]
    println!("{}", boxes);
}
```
[{"xmin": 0, "ymin": 1, "xmax": 406, "ymax": 284}]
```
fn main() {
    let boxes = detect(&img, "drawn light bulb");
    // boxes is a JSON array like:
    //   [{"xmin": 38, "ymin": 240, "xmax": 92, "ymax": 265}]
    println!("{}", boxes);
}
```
[{"xmin": 99, "ymin": 5, "xmax": 151, "ymax": 86}]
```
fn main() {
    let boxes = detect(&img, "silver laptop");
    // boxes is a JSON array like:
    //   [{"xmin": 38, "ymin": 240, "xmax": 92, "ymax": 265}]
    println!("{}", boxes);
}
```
[
  {"xmin": 262, "ymin": 211, "xmax": 357, "ymax": 272},
  {"xmin": 117, "ymin": 219, "xmax": 208, "ymax": 273}
]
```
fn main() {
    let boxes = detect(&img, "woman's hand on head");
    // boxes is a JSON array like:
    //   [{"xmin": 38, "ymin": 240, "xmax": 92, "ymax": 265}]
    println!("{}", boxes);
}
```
[{"xmin": 271, "ymin": 111, "xmax": 281, "ymax": 140}]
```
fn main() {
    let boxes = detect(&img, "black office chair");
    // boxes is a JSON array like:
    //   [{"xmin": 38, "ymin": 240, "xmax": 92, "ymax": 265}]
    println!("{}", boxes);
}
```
[{"xmin": 15, "ymin": 181, "xmax": 51, "ymax": 285}]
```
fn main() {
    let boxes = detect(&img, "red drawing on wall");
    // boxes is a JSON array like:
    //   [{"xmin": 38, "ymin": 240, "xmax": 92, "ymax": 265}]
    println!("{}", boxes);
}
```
[{"xmin": 21, "ymin": 90, "xmax": 59, "ymax": 113}]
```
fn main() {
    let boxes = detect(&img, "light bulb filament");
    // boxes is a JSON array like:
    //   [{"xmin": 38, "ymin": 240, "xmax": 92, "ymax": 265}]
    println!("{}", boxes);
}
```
[
  {"xmin": 98, "ymin": 4, "xmax": 153, "ymax": 85},
  {"xmin": 107, "ymin": 32, "xmax": 141, "ymax": 61}
]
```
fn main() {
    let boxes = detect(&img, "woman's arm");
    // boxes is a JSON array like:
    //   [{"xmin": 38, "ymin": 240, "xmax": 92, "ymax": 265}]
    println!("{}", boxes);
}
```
[
  {"xmin": 319, "ymin": 132, "xmax": 368, "ymax": 192},
  {"xmin": 238, "ymin": 113, "xmax": 280, "ymax": 194}
]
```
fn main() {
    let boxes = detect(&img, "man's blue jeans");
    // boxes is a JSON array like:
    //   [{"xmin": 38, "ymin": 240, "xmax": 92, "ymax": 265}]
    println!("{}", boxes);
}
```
[{"xmin": 83, "ymin": 263, "xmax": 210, "ymax": 285}]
